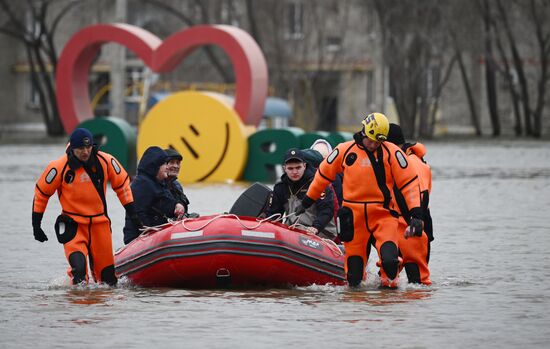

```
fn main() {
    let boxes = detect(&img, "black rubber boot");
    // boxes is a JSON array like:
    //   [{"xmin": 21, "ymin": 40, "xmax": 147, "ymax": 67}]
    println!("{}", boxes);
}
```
[
  {"xmin": 68, "ymin": 252, "xmax": 87, "ymax": 285},
  {"xmin": 346, "ymin": 256, "xmax": 364, "ymax": 287},
  {"xmin": 404, "ymin": 263, "xmax": 421, "ymax": 284},
  {"xmin": 379, "ymin": 242, "xmax": 399, "ymax": 280},
  {"xmin": 100, "ymin": 265, "xmax": 118, "ymax": 286}
]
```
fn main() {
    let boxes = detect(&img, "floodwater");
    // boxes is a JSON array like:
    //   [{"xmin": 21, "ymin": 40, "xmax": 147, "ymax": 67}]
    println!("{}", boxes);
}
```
[{"xmin": 0, "ymin": 140, "xmax": 549, "ymax": 348}]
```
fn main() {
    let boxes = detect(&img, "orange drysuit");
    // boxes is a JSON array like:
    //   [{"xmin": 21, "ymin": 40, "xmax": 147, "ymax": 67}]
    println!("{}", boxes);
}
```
[
  {"xmin": 305, "ymin": 140, "xmax": 422, "ymax": 287},
  {"xmin": 33, "ymin": 148, "xmax": 133, "ymax": 285},
  {"xmin": 390, "ymin": 142, "xmax": 433, "ymax": 285}
]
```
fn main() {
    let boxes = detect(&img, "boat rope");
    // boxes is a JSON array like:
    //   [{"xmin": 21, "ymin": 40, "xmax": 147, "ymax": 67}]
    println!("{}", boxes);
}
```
[
  {"xmin": 138, "ymin": 212, "xmax": 342, "ymax": 256},
  {"xmin": 177, "ymin": 213, "xmax": 287, "ymax": 231},
  {"xmin": 139, "ymin": 212, "xmax": 289, "ymax": 234}
]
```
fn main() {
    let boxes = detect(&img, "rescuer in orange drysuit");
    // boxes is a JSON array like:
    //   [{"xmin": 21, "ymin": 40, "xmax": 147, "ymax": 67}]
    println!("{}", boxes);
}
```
[
  {"xmin": 32, "ymin": 128, "xmax": 141, "ymax": 285},
  {"xmin": 295, "ymin": 113, "xmax": 424, "ymax": 287},
  {"xmin": 384, "ymin": 123, "xmax": 433, "ymax": 285}
]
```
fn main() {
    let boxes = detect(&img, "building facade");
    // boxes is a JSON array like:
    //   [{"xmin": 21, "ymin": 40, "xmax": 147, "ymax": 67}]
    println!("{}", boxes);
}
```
[{"xmin": 0, "ymin": 0, "xmax": 548, "ymax": 137}]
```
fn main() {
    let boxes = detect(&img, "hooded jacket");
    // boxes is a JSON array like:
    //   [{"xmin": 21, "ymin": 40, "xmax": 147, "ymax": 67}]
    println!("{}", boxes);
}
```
[{"xmin": 123, "ymin": 147, "xmax": 177, "ymax": 244}]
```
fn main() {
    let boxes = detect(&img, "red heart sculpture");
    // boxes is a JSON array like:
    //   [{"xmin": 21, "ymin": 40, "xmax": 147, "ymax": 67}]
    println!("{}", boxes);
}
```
[{"xmin": 56, "ymin": 23, "xmax": 268, "ymax": 133}]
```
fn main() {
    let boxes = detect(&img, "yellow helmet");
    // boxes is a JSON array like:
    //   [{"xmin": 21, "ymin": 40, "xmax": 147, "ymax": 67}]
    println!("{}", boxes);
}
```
[{"xmin": 361, "ymin": 112, "xmax": 389, "ymax": 142}]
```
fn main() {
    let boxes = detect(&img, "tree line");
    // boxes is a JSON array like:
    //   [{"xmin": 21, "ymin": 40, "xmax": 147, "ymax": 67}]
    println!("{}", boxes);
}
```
[{"xmin": 1, "ymin": 0, "xmax": 548, "ymax": 138}]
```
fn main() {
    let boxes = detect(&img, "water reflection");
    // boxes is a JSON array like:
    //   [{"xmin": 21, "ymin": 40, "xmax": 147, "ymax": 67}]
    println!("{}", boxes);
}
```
[
  {"xmin": 341, "ymin": 288, "xmax": 433, "ymax": 306},
  {"xmin": 1, "ymin": 142, "xmax": 550, "ymax": 348},
  {"xmin": 63, "ymin": 287, "xmax": 116, "ymax": 306}
]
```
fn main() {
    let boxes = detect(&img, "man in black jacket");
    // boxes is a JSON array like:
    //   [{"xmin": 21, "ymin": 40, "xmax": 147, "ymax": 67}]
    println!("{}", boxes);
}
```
[
  {"xmin": 123, "ymin": 146, "xmax": 184, "ymax": 244},
  {"xmin": 266, "ymin": 148, "xmax": 337, "ymax": 239}
]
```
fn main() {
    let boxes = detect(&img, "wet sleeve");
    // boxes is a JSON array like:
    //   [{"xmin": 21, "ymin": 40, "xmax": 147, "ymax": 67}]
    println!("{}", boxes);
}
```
[
  {"xmin": 104, "ymin": 153, "xmax": 133, "ymax": 206},
  {"xmin": 33, "ymin": 159, "xmax": 63, "ymax": 214},
  {"xmin": 391, "ymin": 147, "xmax": 422, "ymax": 215},
  {"xmin": 307, "ymin": 144, "xmax": 346, "ymax": 200}
]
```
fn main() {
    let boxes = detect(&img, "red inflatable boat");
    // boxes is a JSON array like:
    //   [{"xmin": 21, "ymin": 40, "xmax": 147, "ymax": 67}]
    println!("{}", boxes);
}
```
[{"xmin": 114, "ymin": 214, "xmax": 346, "ymax": 288}]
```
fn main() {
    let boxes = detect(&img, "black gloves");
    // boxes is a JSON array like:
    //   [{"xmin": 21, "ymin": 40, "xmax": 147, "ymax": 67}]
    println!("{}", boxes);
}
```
[
  {"xmin": 33, "ymin": 227, "xmax": 48, "ymax": 242},
  {"xmin": 405, "ymin": 208, "xmax": 424, "ymax": 238},
  {"xmin": 406, "ymin": 218, "xmax": 424, "ymax": 238},
  {"xmin": 32, "ymin": 211, "xmax": 48, "ymax": 242},
  {"xmin": 125, "ymin": 203, "xmax": 144, "ymax": 229}
]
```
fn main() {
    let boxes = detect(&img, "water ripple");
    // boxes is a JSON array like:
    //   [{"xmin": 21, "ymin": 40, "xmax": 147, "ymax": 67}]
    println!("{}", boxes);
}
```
[{"xmin": 2, "ymin": 141, "xmax": 550, "ymax": 348}]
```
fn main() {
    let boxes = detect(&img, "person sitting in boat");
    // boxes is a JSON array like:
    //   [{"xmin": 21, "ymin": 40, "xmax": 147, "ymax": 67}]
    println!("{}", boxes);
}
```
[
  {"xmin": 164, "ymin": 148, "xmax": 199, "ymax": 218},
  {"xmin": 123, "ymin": 146, "xmax": 185, "ymax": 244},
  {"xmin": 265, "ymin": 148, "xmax": 337, "ymax": 240}
]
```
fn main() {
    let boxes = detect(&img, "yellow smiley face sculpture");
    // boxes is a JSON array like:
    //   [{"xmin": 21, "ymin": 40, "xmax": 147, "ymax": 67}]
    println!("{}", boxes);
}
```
[{"xmin": 137, "ymin": 91, "xmax": 251, "ymax": 183}]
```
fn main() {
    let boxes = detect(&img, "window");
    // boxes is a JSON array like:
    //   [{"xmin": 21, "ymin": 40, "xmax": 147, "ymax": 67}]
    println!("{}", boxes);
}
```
[
  {"xmin": 287, "ymin": 2, "xmax": 304, "ymax": 39},
  {"xmin": 325, "ymin": 36, "xmax": 342, "ymax": 52}
]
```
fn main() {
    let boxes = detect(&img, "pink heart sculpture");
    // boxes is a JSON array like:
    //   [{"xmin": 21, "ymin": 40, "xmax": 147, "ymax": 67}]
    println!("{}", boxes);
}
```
[{"xmin": 56, "ymin": 23, "xmax": 268, "ymax": 133}]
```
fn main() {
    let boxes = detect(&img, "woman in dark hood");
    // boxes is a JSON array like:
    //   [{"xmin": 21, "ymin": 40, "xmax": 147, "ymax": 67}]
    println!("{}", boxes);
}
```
[{"xmin": 123, "ymin": 146, "xmax": 184, "ymax": 244}]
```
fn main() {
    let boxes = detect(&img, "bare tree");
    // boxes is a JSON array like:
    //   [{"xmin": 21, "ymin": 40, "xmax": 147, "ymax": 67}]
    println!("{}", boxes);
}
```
[
  {"xmin": 0, "ymin": 0, "xmax": 82, "ymax": 136},
  {"xmin": 479, "ymin": 0, "xmax": 501, "ymax": 136},
  {"xmin": 244, "ymin": 0, "xmax": 352, "ymax": 131},
  {"xmin": 424, "ymin": 53, "xmax": 457, "ymax": 137},
  {"xmin": 242, "ymin": 1, "xmax": 286, "ymax": 94},
  {"xmin": 492, "ymin": 0, "xmax": 550, "ymax": 138},
  {"xmin": 491, "ymin": 8, "xmax": 523, "ymax": 135},
  {"xmin": 373, "ymin": 0, "xmax": 454, "ymax": 138},
  {"xmin": 495, "ymin": 0, "xmax": 533, "ymax": 135},
  {"xmin": 301, "ymin": 3, "xmax": 351, "ymax": 131},
  {"xmin": 137, "ymin": 0, "xmax": 233, "ymax": 82},
  {"xmin": 527, "ymin": 0, "xmax": 550, "ymax": 138},
  {"xmin": 448, "ymin": 16, "xmax": 482, "ymax": 136}
]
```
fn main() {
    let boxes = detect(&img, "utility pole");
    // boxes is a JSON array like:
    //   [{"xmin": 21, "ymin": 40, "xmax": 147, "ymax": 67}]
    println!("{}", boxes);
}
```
[{"xmin": 110, "ymin": 0, "xmax": 127, "ymax": 120}]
